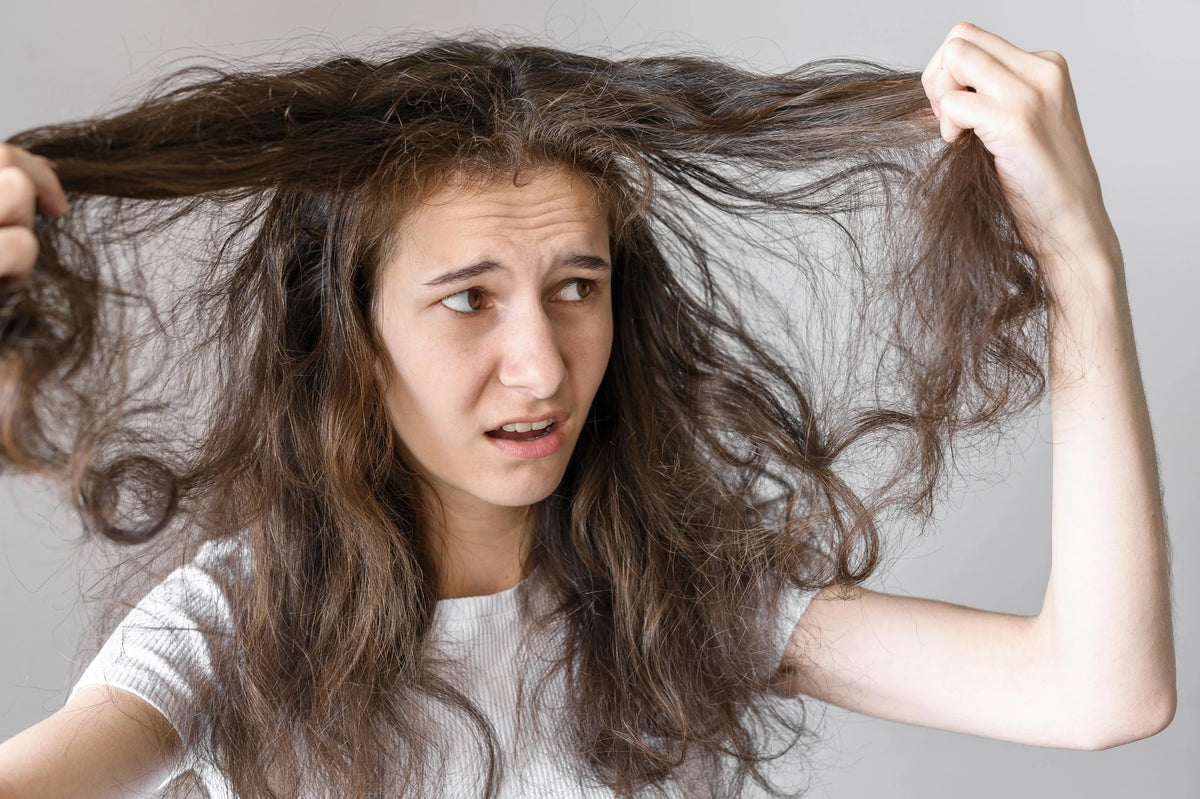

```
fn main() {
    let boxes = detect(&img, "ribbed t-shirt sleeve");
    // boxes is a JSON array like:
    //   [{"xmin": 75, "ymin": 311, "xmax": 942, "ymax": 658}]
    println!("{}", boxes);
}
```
[{"xmin": 65, "ymin": 538, "xmax": 240, "ymax": 790}]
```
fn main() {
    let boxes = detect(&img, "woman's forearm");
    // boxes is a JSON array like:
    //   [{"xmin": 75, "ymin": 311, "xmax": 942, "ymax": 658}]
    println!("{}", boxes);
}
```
[{"xmin": 1036, "ymin": 236, "xmax": 1176, "ymax": 747}]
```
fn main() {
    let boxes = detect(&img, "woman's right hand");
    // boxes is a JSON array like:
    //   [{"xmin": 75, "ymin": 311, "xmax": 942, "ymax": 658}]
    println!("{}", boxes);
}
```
[{"xmin": 0, "ymin": 143, "xmax": 69, "ymax": 281}]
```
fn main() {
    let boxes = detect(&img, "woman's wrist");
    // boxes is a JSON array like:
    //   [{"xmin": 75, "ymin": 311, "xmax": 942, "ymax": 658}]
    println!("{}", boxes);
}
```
[{"xmin": 1037, "ymin": 219, "xmax": 1126, "ymax": 310}]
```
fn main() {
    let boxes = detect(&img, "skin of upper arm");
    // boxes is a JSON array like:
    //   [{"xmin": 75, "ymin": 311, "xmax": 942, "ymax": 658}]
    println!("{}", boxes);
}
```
[
  {"xmin": 0, "ymin": 684, "xmax": 184, "ymax": 799},
  {"xmin": 770, "ymin": 583, "xmax": 1113, "ymax": 749}
]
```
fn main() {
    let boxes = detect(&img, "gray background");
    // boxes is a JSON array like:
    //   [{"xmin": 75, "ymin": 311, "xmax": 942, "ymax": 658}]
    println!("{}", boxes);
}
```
[{"xmin": 1, "ymin": 1, "xmax": 1195, "ymax": 797}]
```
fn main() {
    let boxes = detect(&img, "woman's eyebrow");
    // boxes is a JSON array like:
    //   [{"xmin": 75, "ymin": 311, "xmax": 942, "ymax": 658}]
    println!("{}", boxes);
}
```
[{"xmin": 422, "ymin": 254, "xmax": 612, "ymax": 287}]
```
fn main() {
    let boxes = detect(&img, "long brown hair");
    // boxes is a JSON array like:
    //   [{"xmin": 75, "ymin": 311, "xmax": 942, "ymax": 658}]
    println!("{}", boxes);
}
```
[{"xmin": 1, "ymin": 32, "xmax": 1052, "ymax": 798}]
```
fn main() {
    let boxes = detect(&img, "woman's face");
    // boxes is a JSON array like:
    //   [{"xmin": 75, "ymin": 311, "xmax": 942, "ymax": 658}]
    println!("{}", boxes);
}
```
[{"xmin": 373, "ymin": 167, "xmax": 613, "ymax": 519}]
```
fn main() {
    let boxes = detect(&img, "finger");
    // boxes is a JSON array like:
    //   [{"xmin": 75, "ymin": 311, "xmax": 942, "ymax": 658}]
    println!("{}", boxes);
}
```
[
  {"xmin": 0, "ymin": 225, "xmax": 39, "ymax": 281},
  {"xmin": 937, "ymin": 88, "xmax": 1000, "ymax": 143},
  {"xmin": 0, "ymin": 166, "xmax": 37, "ymax": 229},
  {"xmin": 922, "ymin": 23, "xmax": 980, "ymax": 110},
  {"xmin": 933, "ymin": 37, "xmax": 1023, "ymax": 106},
  {"xmin": 0, "ymin": 144, "xmax": 68, "ymax": 218},
  {"xmin": 939, "ymin": 22, "xmax": 1029, "ymax": 75},
  {"xmin": 922, "ymin": 22, "xmax": 1031, "ymax": 115},
  {"xmin": 921, "ymin": 38, "xmax": 952, "ymax": 114}
]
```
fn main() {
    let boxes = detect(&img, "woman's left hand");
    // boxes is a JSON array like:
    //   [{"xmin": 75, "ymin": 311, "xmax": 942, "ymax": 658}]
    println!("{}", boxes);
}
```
[{"xmin": 922, "ymin": 22, "xmax": 1121, "ymax": 273}]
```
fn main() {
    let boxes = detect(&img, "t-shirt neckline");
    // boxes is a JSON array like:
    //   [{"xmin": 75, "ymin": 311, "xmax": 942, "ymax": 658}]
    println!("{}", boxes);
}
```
[{"xmin": 433, "ymin": 567, "xmax": 539, "ymax": 623}]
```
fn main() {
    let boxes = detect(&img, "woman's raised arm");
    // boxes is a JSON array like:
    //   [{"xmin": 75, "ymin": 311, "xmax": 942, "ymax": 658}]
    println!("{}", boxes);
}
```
[{"xmin": 773, "ymin": 22, "xmax": 1175, "ymax": 750}]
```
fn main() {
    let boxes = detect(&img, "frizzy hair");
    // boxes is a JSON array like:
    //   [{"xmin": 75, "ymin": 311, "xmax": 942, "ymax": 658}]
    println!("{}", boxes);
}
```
[{"xmin": 1, "ymin": 31, "xmax": 1051, "ymax": 799}]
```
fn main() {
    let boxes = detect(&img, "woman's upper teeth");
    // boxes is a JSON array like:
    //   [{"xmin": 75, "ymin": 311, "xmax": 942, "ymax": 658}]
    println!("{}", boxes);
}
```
[{"xmin": 501, "ymin": 419, "xmax": 552, "ymax": 433}]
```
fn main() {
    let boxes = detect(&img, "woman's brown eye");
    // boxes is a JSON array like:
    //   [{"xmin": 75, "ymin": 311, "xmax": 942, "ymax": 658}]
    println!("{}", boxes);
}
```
[
  {"xmin": 439, "ymin": 288, "xmax": 487, "ymax": 314},
  {"xmin": 563, "ymin": 279, "xmax": 592, "ymax": 301}
]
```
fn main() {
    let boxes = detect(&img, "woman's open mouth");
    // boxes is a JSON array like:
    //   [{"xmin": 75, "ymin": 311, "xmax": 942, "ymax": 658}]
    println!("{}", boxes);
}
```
[
  {"xmin": 485, "ymin": 421, "xmax": 556, "ymax": 441},
  {"xmin": 484, "ymin": 420, "xmax": 565, "ymax": 459}
]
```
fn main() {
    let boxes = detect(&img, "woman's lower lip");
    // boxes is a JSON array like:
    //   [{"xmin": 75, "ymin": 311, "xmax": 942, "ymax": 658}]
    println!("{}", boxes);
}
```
[{"xmin": 484, "ymin": 424, "xmax": 565, "ymax": 459}]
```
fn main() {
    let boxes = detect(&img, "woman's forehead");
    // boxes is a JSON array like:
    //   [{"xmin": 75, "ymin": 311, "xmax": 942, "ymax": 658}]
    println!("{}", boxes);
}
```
[
  {"xmin": 368, "ymin": 172, "xmax": 609, "ymax": 297},
  {"xmin": 392, "ymin": 169, "xmax": 609, "ymax": 255}
]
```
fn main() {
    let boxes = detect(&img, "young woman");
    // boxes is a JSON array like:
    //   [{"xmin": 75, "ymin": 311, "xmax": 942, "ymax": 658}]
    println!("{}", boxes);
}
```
[{"xmin": 0, "ymin": 21, "xmax": 1175, "ymax": 799}]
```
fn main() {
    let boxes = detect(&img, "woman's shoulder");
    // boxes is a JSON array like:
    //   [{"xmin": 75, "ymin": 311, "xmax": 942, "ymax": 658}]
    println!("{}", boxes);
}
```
[
  {"xmin": 61, "ymin": 532, "xmax": 254, "ymax": 785},
  {"xmin": 79, "ymin": 531, "xmax": 255, "ymax": 663},
  {"xmin": 151, "ymin": 531, "xmax": 254, "ymax": 624},
  {"xmin": 189, "ymin": 530, "xmax": 253, "ymax": 576}
]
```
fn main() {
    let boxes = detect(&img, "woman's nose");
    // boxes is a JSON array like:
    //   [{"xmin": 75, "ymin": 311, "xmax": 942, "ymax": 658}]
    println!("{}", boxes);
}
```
[{"xmin": 496, "ymin": 303, "xmax": 567, "ymax": 399}]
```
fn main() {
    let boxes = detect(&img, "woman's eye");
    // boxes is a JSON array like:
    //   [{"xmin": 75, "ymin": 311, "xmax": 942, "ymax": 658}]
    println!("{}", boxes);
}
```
[
  {"xmin": 439, "ymin": 280, "xmax": 595, "ymax": 315},
  {"xmin": 440, "ymin": 287, "xmax": 487, "ymax": 314},
  {"xmin": 560, "ymin": 278, "xmax": 594, "ymax": 302}
]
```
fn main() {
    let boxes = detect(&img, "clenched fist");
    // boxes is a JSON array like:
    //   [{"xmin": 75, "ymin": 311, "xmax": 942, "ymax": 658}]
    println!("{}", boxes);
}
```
[{"xmin": 0, "ymin": 143, "xmax": 68, "ymax": 282}]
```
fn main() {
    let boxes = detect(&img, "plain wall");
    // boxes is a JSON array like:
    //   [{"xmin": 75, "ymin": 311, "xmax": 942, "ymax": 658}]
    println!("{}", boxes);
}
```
[{"xmin": 1, "ymin": 1, "xmax": 1195, "ymax": 797}]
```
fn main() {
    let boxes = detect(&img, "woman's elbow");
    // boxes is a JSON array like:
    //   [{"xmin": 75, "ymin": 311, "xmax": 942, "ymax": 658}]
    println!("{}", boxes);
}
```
[{"xmin": 1076, "ymin": 683, "xmax": 1177, "ymax": 751}]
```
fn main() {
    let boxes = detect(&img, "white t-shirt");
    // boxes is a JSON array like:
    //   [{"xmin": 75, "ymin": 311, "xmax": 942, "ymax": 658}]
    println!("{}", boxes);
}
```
[{"xmin": 67, "ymin": 537, "xmax": 816, "ymax": 798}]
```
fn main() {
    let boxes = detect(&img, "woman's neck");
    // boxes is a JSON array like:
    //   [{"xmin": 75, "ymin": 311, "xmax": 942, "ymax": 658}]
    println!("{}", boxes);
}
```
[{"xmin": 423, "ymin": 501, "xmax": 536, "ymax": 600}]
